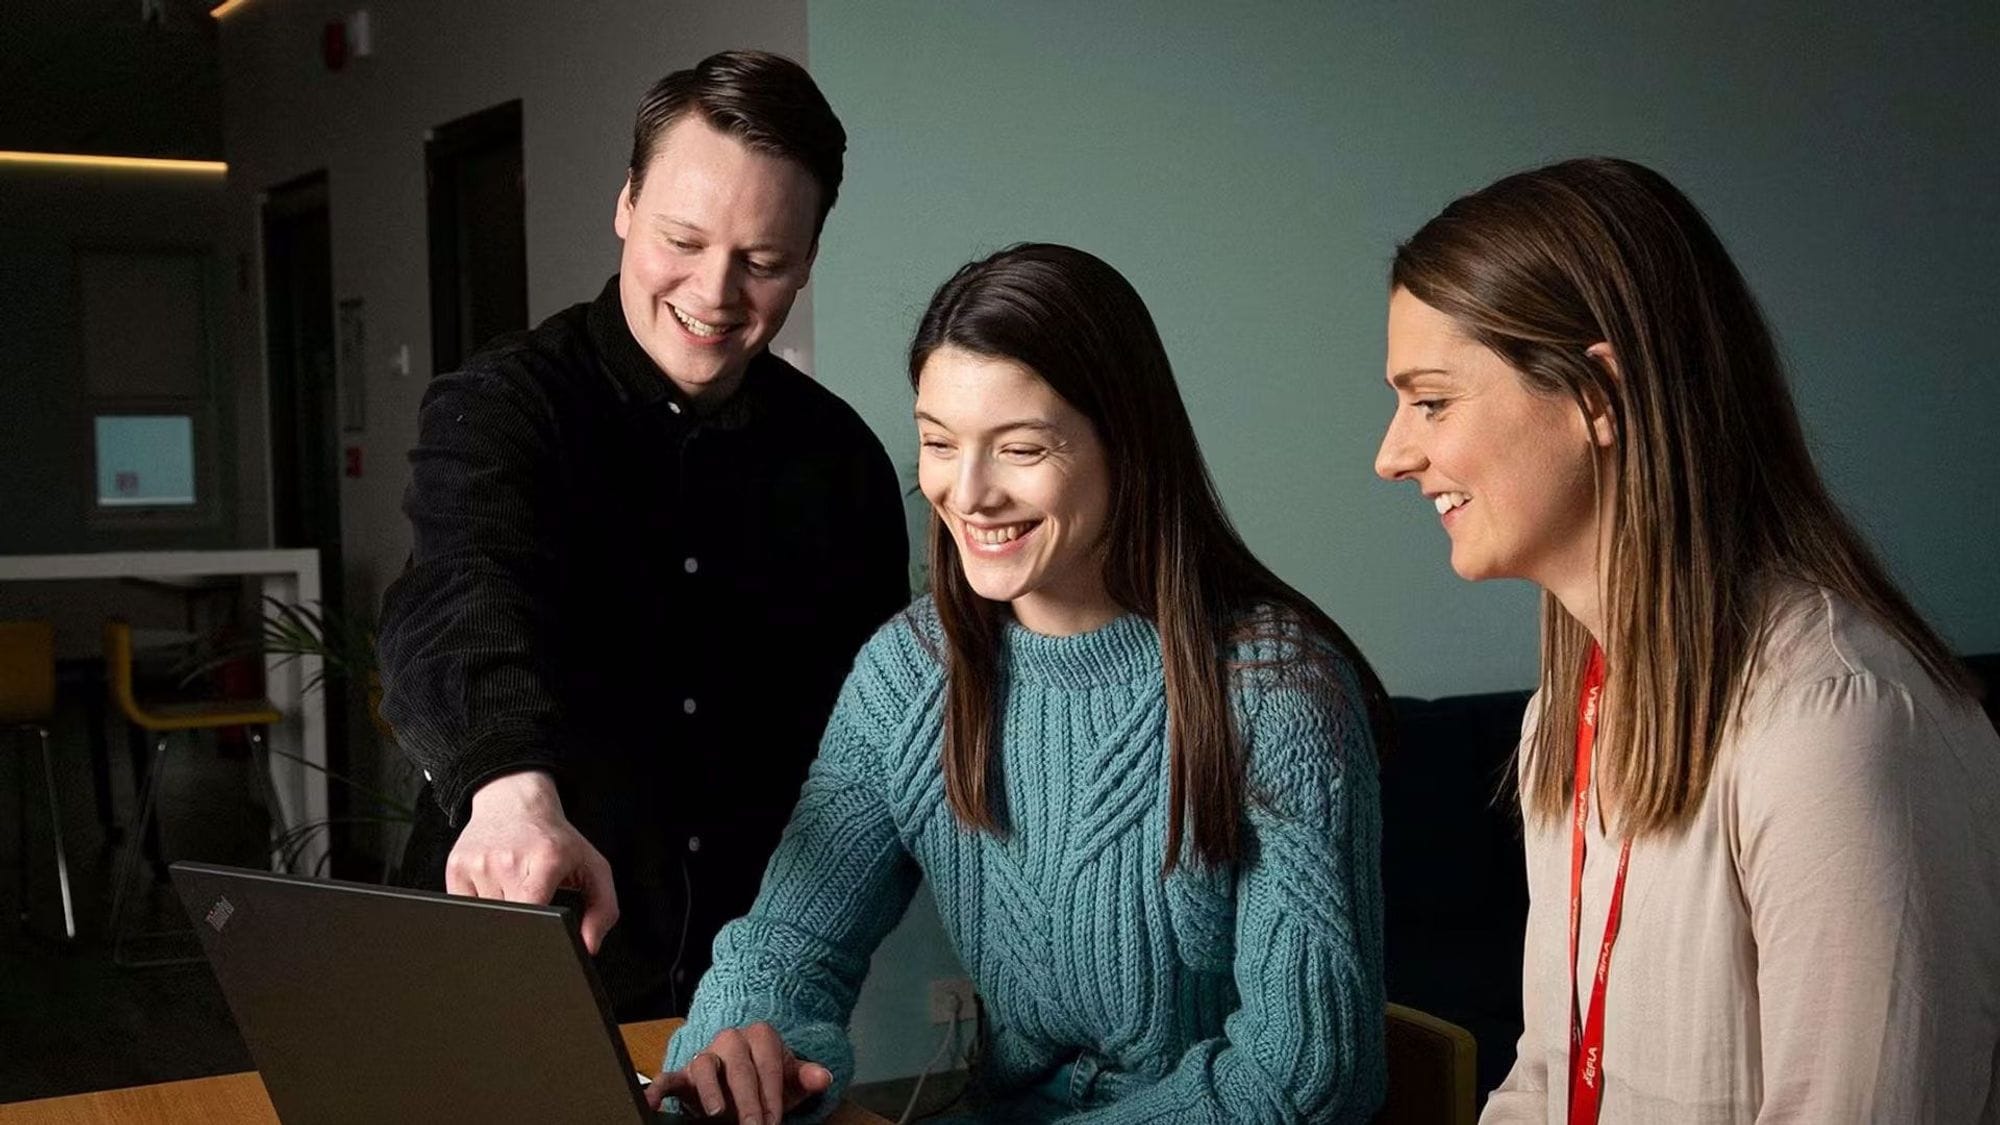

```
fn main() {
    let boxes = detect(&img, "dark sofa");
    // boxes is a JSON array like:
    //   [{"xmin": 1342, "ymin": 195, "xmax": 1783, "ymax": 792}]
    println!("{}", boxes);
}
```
[
  {"xmin": 1380, "ymin": 652, "xmax": 2000, "ymax": 1103},
  {"xmin": 1381, "ymin": 689, "xmax": 1534, "ymax": 1099}
]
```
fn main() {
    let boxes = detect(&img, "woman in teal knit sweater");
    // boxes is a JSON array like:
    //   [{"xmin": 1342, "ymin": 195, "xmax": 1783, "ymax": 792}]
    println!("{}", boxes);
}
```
[{"xmin": 653, "ymin": 243, "xmax": 1391, "ymax": 1123}]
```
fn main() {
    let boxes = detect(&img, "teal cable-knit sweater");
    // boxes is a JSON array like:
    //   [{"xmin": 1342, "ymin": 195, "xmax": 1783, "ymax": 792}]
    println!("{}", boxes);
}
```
[{"xmin": 665, "ymin": 598, "xmax": 1385, "ymax": 1122}]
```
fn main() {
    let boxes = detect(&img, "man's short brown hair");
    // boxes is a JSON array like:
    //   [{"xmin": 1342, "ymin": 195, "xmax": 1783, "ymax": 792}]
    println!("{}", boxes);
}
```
[{"xmin": 628, "ymin": 50, "xmax": 846, "ymax": 235}]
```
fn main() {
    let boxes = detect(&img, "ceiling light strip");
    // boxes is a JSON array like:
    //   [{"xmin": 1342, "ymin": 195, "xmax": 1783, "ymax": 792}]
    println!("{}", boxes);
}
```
[{"xmin": 0, "ymin": 151, "xmax": 228, "ymax": 174}]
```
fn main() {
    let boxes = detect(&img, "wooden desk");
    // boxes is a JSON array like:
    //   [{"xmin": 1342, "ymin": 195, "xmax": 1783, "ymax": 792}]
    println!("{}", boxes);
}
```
[{"xmin": 0, "ymin": 1019, "xmax": 889, "ymax": 1124}]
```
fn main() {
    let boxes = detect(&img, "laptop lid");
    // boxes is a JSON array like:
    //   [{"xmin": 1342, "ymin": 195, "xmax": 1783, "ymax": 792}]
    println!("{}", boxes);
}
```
[{"xmin": 169, "ymin": 861, "xmax": 652, "ymax": 1124}]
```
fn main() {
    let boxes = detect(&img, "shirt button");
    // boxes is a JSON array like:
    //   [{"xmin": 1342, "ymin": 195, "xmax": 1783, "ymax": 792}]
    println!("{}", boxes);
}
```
[
  {"xmin": 683, "ymin": 557, "xmax": 698, "ymax": 574},
  {"xmin": 687, "ymin": 836, "xmax": 702, "ymax": 853},
  {"xmin": 668, "ymin": 402, "xmax": 682, "ymax": 415},
  {"xmin": 682, "ymin": 698, "xmax": 697, "ymax": 715},
  {"xmin": 674, "ymin": 968, "xmax": 688, "ymax": 983}
]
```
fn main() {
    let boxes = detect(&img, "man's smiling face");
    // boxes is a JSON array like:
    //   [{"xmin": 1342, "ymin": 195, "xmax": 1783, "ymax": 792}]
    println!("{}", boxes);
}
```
[{"xmin": 612, "ymin": 113, "xmax": 820, "ymax": 402}]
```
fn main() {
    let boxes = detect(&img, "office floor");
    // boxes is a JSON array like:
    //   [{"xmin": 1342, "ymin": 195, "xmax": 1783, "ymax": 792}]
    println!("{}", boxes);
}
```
[{"xmin": 0, "ymin": 693, "xmax": 264, "ymax": 1104}]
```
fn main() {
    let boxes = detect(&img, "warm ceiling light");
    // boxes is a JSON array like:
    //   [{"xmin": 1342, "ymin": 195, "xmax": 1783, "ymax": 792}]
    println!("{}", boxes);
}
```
[
  {"xmin": 209, "ymin": 0, "xmax": 256, "ymax": 18},
  {"xmin": 0, "ymin": 151, "xmax": 228, "ymax": 174}
]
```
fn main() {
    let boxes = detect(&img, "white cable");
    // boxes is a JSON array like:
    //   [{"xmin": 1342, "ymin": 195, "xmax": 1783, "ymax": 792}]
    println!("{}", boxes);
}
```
[{"xmin": 896, "ymin": 993, "xmax": 963, "ymax": 1124}]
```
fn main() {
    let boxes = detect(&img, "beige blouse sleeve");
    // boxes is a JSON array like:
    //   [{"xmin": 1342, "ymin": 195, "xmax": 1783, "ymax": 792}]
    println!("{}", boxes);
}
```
[
  {"xmin": 1480, "ymin": 959, "xmax": 1554, "ymax": 1124},
  {"xmin": 1731, "ymin": 669, "xmax": 1969, "ymax": 1122}
]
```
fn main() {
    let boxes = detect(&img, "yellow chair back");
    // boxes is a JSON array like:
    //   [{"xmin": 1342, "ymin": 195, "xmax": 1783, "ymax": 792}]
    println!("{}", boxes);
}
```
[
  {"xmin": 0, "ymin": 621, "xmax": 57, "ymax": 725},
  {"xmin": 102, "ymin": 619, "xmax": 280, "ymax": 732},
  {"xmin": 102, "ymin": 620, "xmax": 147, "ymax": 727},
  {"xmin": 1378, "ymin": 1002, "xmax": 1478, "ymax": 1125}
]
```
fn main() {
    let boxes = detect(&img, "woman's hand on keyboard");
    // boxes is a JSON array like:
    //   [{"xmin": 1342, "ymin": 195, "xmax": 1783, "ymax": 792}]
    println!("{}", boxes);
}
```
[{"xmin": 647, "ymin": 1022, "xmax": 832, "ymax": 1123}]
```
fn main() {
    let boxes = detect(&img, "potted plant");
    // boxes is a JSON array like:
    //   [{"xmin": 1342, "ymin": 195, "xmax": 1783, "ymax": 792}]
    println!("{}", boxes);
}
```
[{"xmin": 183, "ymin": 599, "xmax": 417, "ymax": 879}]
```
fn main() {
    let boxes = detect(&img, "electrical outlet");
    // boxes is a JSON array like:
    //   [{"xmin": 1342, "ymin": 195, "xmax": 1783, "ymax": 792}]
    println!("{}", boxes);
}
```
[{"xmin": 927, "ymin": 976, "xmax": 975, "ymax": 1024}]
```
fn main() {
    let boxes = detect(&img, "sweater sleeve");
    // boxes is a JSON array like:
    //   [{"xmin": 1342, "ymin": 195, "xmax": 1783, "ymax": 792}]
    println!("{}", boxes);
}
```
[
  {"xmin": 1732, "ymin": 671, "xmax": 1969, "ymax": 1123},
  {"xmin": 662, "ymin": 624, "xmax": 926, "ymax": 1119},
  {"xmin": 1065, "ymin": 660, "xmax": 1387, "ymax": 1124}
]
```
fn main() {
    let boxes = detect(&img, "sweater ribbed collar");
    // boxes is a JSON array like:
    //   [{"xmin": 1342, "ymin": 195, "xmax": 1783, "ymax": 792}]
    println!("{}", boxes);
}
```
[{"xmin": 1000, "ymin": 612, "xmax": 1162, "ymax": 690}]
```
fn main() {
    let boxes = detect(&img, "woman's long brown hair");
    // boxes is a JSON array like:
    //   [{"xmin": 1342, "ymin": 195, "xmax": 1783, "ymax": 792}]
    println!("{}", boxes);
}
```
[
  {"xmin": 910, "ymin": 243, "xmax": 1392, "ymax": 872},
  {"xmin": 1393, "ymin": 157, "xmax": 1976, "ymax": 836}
]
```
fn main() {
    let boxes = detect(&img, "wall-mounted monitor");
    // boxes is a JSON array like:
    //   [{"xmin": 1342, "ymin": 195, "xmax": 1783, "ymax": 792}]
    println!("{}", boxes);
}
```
[{"xmin": 94, "ymin": 414, "xmax": 197, "ymax": 507}]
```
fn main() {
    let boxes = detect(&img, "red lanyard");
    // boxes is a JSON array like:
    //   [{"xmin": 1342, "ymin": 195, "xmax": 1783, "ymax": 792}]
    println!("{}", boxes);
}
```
[{"xmin": 1567, "ymin": 644, "xmax": 1629, "ymax": 1125}]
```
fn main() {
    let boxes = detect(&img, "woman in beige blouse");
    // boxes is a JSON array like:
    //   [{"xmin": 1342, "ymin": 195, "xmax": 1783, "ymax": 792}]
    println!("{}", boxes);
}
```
[{"xmin": 1374, "ymin": 156, "xmax": 2000, "ymax": 1123}]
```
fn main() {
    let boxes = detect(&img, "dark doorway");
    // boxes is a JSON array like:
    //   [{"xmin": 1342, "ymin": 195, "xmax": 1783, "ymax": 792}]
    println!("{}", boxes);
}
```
[
  {"xmin": 260, "ymin": 169, "xmax": 352, "ymax": 869},
  {"xmin": 426, "ymin": 99, "xmax": 528, "ymax": 374}
]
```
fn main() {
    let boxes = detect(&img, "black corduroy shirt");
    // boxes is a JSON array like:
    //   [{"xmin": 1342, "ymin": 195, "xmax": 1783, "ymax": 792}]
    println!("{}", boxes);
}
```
[{"xmin": 377, "ymin": 277, "xmax": 910, "ymax": 1014}]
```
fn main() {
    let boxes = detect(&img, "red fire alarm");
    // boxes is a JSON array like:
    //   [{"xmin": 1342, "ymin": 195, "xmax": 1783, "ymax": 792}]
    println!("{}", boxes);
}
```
[
  {"xmin": 323, "ymin": 18, "xmax": 349, "ymax": 71},
  {"xmin": 344, "ymin": 446, "xmax": 363, "ymax": 478}
]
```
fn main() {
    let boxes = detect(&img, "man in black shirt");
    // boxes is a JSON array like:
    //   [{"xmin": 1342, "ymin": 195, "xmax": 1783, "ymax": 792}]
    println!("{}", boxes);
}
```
[{"xmin": 377, "ymin": 51, "xmax": 909, "ymax": 1019}]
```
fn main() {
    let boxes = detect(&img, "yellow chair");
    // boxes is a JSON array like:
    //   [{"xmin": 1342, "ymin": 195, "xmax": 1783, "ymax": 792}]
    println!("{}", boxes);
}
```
[
  {"xmin": 104, "ymin": 619, "xmax": 285, "ymax": 966},
  {"xmin": 0, "ymin": 621, "xmax": 76, "ymax": 940},
  {"xmin": 1377, "ymin": 1002, "xmax": 1478, "ymax": 1125}
]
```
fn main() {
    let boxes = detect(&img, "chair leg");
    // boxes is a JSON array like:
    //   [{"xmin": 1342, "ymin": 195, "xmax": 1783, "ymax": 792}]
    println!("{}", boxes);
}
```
[
  {"xmin": 110, "ymin": 733, "xmax": 204, "ymax": 967},
  {"xmin": 126, "ymin": 721, "xmax": 162, "ymax": 871},
  {"xmin": 13, "ymin": 730, "xmax": 26, "ymax": 925},
  {"xmin": 37, "ymin": 726, "xmax": 77, "ymax": 941},
  {"xmin": 108, "ymin": 734, "xmax": 167, "ymax": 938},
  {"xmin": 246, "ymin": 727, "xmax": 293, "ymax": 870},
  {"xmin": 85, "ymin": 669, "xmax": 119, "ymax": 843}
]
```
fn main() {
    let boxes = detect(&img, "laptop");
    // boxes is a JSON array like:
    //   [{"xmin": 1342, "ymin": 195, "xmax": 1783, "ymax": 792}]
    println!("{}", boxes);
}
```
[{"xmin": 170, "ymin": 861, "xmax": 666, "ymax": 1123}]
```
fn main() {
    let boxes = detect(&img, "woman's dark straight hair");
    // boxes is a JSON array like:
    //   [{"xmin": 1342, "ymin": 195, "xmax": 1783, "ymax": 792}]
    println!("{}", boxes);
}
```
[
  {"xmin": 910, "ymin": 242, "xmax": 1393, "ymax": 872},
  {"xmin": 1392, "ymin": 157, "xmax": 1977, "ymax": 837}
]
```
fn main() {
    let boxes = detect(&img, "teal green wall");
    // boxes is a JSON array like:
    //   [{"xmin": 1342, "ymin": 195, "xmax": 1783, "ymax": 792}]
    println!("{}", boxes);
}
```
[
  {"xmin": 809, "ymin": 0, "xmax": 1999, "ymax": 700},
  {"xmin": 808, "ymin": 0, "xmax": 1998, "ymax": 1083}
]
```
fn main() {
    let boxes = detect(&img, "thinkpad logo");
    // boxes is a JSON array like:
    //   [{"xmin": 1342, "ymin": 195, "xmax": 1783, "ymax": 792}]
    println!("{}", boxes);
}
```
[{"xmin": 206, "ymin": 896, "xmax": 236, "ymax": 932}]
